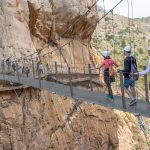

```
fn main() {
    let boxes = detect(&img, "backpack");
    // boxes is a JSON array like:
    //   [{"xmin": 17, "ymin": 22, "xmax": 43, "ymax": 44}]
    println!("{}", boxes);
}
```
[
  {"xmin": 107, "ymin": 59, "xmax": 115, "ymax": 77},
  {"xmin": 109, "ymin": 65, "xmax": 115, "ymax": 77},
  {"xmin": 103, "ymin": 59, "xmax": 115, "ymax": 76},
  {"xmin": 129, "ymin": 57, "xmax": 138, "ymax": 81},
  {"xmin": 107, "ymin": 59, "xmax": 116, "ymax": 82}
]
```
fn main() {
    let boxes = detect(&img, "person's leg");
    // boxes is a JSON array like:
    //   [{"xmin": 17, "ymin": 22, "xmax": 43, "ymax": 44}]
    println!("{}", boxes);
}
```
[
  {"xmin": 108, "ymin": 78, "xmax": 113, "ymax": 98},
  {"xmin": 124, "ymin": 79, "xmax": 134, "ymax": 99},
  {"xmin": 129, "ymin": 81, "xmax": 137, "ymax": 105},
  {"xmin": 130, "ymin": 81, "xmax": 136, "ymax": 98},
  {"xmin": 104, "ymin": 76, "xmax": 113, "ymax": 99},
  {"xmin": 104, "ymin": 76, "xmax": 110, "ymax": 97},
  {"xmin": 124, "ymin": 88, "xmax": 134, "ymax": 99}
]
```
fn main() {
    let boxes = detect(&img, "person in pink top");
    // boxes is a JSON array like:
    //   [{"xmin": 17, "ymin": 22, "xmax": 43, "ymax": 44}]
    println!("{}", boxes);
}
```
[{"xmin": 97, "ymin": 50, "xmax": 118, "ymax": 100}]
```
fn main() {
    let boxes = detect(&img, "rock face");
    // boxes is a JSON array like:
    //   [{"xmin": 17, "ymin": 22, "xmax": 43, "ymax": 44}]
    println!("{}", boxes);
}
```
[
  {"xmin": 0, "ymin": 0, "xmax": 98, "ymax": 66},
  {"xmin": 0, "ymin": 89, "xmax": 149, "ymax": 150},
  {"xmin": 0, "ymin": 0, "xmax": 35, "ymax": 58},
  {"xmin": 0, "ymin": 88, "xmax": 119, "ymax": 150}
]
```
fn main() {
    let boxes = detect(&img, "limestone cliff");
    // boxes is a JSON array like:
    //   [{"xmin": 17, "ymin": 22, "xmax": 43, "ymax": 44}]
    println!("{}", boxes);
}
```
[
  {"xmin": 0, "ymin": 1, "xmax": 150, "ymax": 150},
  {"xmin": 0, "ymin": 0, "xmax": 98, "ymax": 66},
  {"xmin": 0, "ymin": 88, "xmax": 149, "ymax": 150}
]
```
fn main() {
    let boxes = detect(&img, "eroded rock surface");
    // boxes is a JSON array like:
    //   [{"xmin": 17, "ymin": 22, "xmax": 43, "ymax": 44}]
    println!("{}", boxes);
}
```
[
  {"xmin": 0, "ymin": 0, "xmax": 98, "ymax": 66},
  {"xmin": 0, "ymin": 89, "xmax": 149, "ymax": 150},
  {"xmin": 0, "ymin": 89, "xmax": 119, "ymax": 150}
]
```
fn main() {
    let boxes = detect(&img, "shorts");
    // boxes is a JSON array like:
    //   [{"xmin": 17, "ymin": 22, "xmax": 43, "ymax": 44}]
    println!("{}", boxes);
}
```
[
  {"xmin": 104, "ymin": 76, "xmax": 115, "ymax": 85},
  {"xmin": 124, "ymin": 79, "xmax": 135, "ymax": 89}
]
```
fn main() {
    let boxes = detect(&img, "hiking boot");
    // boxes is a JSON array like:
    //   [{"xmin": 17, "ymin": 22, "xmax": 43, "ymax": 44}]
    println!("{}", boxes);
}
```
[
  {"xmin": 129, "ymin": 99, "xmax": 137, "ymax": 106},
  {"xmin": 106, "ymin": 95, "xmax": 110, "ymax": 99},
  {"xmin": 109, "ymin": 95, "xmax": 114, "ymax": 100},
  {"xmin": 106, "ymin": 95, "xmax": 114, "ymax": 100}
]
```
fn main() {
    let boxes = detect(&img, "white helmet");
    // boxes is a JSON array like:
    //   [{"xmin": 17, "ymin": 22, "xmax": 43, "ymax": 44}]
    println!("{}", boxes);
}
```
[
  {"xmin": 102, "ymin": 50, "xmax": 110, "ymax": 57},
  {"xmin": 124, "ymin": 46, "xmax": 131, "ymax": 52},
  {"xmin": 148, "ymin": 47, "xmax": 150, "ymax": 51}
]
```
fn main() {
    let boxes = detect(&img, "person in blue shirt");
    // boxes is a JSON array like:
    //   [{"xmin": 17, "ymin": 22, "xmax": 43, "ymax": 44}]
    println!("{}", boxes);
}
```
[
  {"xmin": 134, "ymin": 47, "xmax": 150, "ymax": 76},
  {"xmin": 134, "ymin": 47, "xmax": 150, "ymax": 110}
]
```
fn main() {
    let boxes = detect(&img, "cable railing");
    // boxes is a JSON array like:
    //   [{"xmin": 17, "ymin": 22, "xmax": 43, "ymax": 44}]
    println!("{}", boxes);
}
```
[{"xmin": 0, "ymin": 57, "xmax": 150, "ymax": 109}]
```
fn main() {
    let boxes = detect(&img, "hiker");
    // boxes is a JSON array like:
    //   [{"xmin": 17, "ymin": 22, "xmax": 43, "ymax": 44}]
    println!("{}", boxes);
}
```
[
  {"xmin": 38, "ymin": 62, "xmax": 43, "ymax": 75},
  {"xmin": 134, "ymin": 47, "xmax": 150, "ymax": 76},
  {"xmin": 120, "ymin": 46, "xmax": 138, "ymax": 106},
  {"xmin": 25, "ymin": 67, "xmax": 30, "ymax": 78},
  {"xmin": 46, "ymin": 63, "xmax": 49, "ymax": 75},
  {"xmin": 22, "ymin": 66, "xmax": 26, "ymax": 76},
  {"xmin": 6, "ymin": 57, "xmax": 11, "ymax": 70},
  {"xmin": 12, "ymin": 61, "xmax": 16, "ymax": 72},
  {"xmin": 96, "ymin": 50, "xmax": 118, "ymax": 100}
]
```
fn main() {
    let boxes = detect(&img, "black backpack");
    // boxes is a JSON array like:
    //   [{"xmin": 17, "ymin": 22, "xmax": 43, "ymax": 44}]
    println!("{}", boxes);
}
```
[{"xmin": 129, "ymin": 57, "xmax": 138, "ymax": 81}]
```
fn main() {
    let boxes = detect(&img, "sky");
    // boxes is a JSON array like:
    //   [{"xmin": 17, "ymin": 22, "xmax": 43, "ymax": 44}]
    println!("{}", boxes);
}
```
[{"xmin": 97, "ymin": 0, "xmax": 150, "ymax": 18}]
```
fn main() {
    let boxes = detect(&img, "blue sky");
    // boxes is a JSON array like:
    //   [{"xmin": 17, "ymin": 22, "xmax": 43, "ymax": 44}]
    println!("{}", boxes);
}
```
[{"xmin": 98, "ymin": 0, "xmax": 150, "ymax": 18}]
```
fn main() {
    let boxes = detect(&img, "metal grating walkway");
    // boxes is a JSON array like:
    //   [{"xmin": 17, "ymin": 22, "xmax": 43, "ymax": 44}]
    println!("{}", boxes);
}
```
[{"xmin": 0, "ymin": 73, "xmax": 149, "ymax": 118}]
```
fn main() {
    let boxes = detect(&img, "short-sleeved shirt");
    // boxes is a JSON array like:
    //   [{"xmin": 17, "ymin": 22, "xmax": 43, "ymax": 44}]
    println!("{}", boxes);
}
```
[
  {"xmin": 102, "ymin": 59, "xmax": 117, "ymax": 69},
  {"xmin": 122, "ymin": 56, "xmax": 137, "ymax": 79},
  {"xmin": 102, "ymin": 59, "xmax": 117, "ymax": 76},
  {"xmin": 139, "ymin": 60, "xmax": 150, "ymax": 76}
]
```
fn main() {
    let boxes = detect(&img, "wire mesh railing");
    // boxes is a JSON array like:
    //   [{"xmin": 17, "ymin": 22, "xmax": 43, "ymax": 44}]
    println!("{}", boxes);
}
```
[{"xmin": 0, "ymin": 58, "xmax": 149, "ymax": 110}]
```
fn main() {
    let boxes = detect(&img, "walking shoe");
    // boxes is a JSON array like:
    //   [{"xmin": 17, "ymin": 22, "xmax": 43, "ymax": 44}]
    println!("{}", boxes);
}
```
[
  {"xmin": 109, "ymin": 95, "xmax": 114, "ymax": 100},
  {"xmin": 106, "ymin": 95, "xmax": 114, "ymax": 100},
  {"xmin": 106, "ymin": 95, "xmax": 110, "ymax": 99},
  {"xmin": 129, "ymin": 99, "xmax": 137, "ymax": 106},
  {"xmin": 147, "ymin": 106, "xmax": 150, "ymax": 110}
]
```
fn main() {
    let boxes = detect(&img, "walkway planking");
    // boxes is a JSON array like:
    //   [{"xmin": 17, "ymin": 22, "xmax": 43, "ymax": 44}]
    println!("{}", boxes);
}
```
[
  {"xmin": 0, "ymin": 85, "xmax": 29, "ymax": 92},
  {"xmin": 0, "ymin": 74, "xmax": 149, "ymax": 118}
]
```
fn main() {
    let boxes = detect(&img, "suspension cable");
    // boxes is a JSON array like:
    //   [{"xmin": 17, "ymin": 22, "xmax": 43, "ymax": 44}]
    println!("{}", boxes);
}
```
[
  {"xmin": 126, "ymin": 0, "xmax": 131, "ymax": 47},
  {"xmin": 130, "ymin": 0, "xmax": 135, "ymax": 56},
  {"xmin": 134, "ymin": 113, "xmax": 150, "ymax": 149},
  {"xmin": 13, "ymin": 0, "xmax": 100, "ymax": 62},
  {"xmin": 103, "ymin": 0, "xmax": 108, "ymax": 50},
  {"xmin": 14, "ymin": 0, "xmax": 124, "ymax": 63},
  {"xmin": 111, "ymin": 9, "xmax": 116, "ymax": 58},
  {"xmin": 80, "ymin": 0, "xmax": 124, "ymax": 47},
  {"xmin": 39, "ymin": 0, "xmax": 125, "ymax": 60},
  {"xmin": 7, "ymin": 0, "xmax": 124, "ymax": 65}
]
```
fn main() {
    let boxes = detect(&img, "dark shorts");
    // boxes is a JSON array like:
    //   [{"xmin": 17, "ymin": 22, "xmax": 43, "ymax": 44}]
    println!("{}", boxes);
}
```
[
  {"xmin": 124, "ymin": 79, "xmax": 135, "ymax": 89},
  {"xmin": 104, "ymin": 76, "xmax": 115, "ymax": 85}
]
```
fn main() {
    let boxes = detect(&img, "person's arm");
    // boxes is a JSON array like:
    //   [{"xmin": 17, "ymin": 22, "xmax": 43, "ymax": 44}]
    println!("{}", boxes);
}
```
[
  {"xmin": 113, "ymin": 60, "xmax": 119, "ymax": 67},
  {"xmin": 96, "ymin": 60, "xmax": 104, "ymax": 69},
  {"xmin": 96, "ymin": 64, "xmax": 103, "ymax": 69},
  {"xmin": 139, "ymin": 60, "xmax": 150, "ymax": 76}
]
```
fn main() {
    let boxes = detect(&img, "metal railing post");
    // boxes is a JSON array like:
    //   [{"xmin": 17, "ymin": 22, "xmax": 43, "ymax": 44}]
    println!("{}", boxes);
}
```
[
  {"xmin": 31, "ymin": 58, "xmax": 35, "ymax": 79},
  {"xmin": 119, "ymin": 72, "xmax": 126, "ymax": 109},
  {"xmin": 68, "ymin": 67, "xmax": 73, "ymax": 97},
  {"xmin": 16, "ymin": 61, "xmax": 20, "ymax": 82},
  {"xmin": 3, "ymin": 60, "xmax": 5, "ymax": 73},
  {"xmin": 55, "ymin": 61, "xmax": 58, "ymax": 82},
  {"xmin": 46, "ymin": 63, "xmax": 49, "ymax": 76},
  {"xmin": 88, "ymin": 64, "xmax": 93, "ymax": 92},
  {"xmin": 1, "ymin": 60, "xmax": 4, "ymax": 74},
  {"xmin": 38, "ymin": 64, "xmax": 41, "ymax": 88},
  {"xmin": 144, "ymin": 74, "xmax": 149, "ymax": 102}
]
